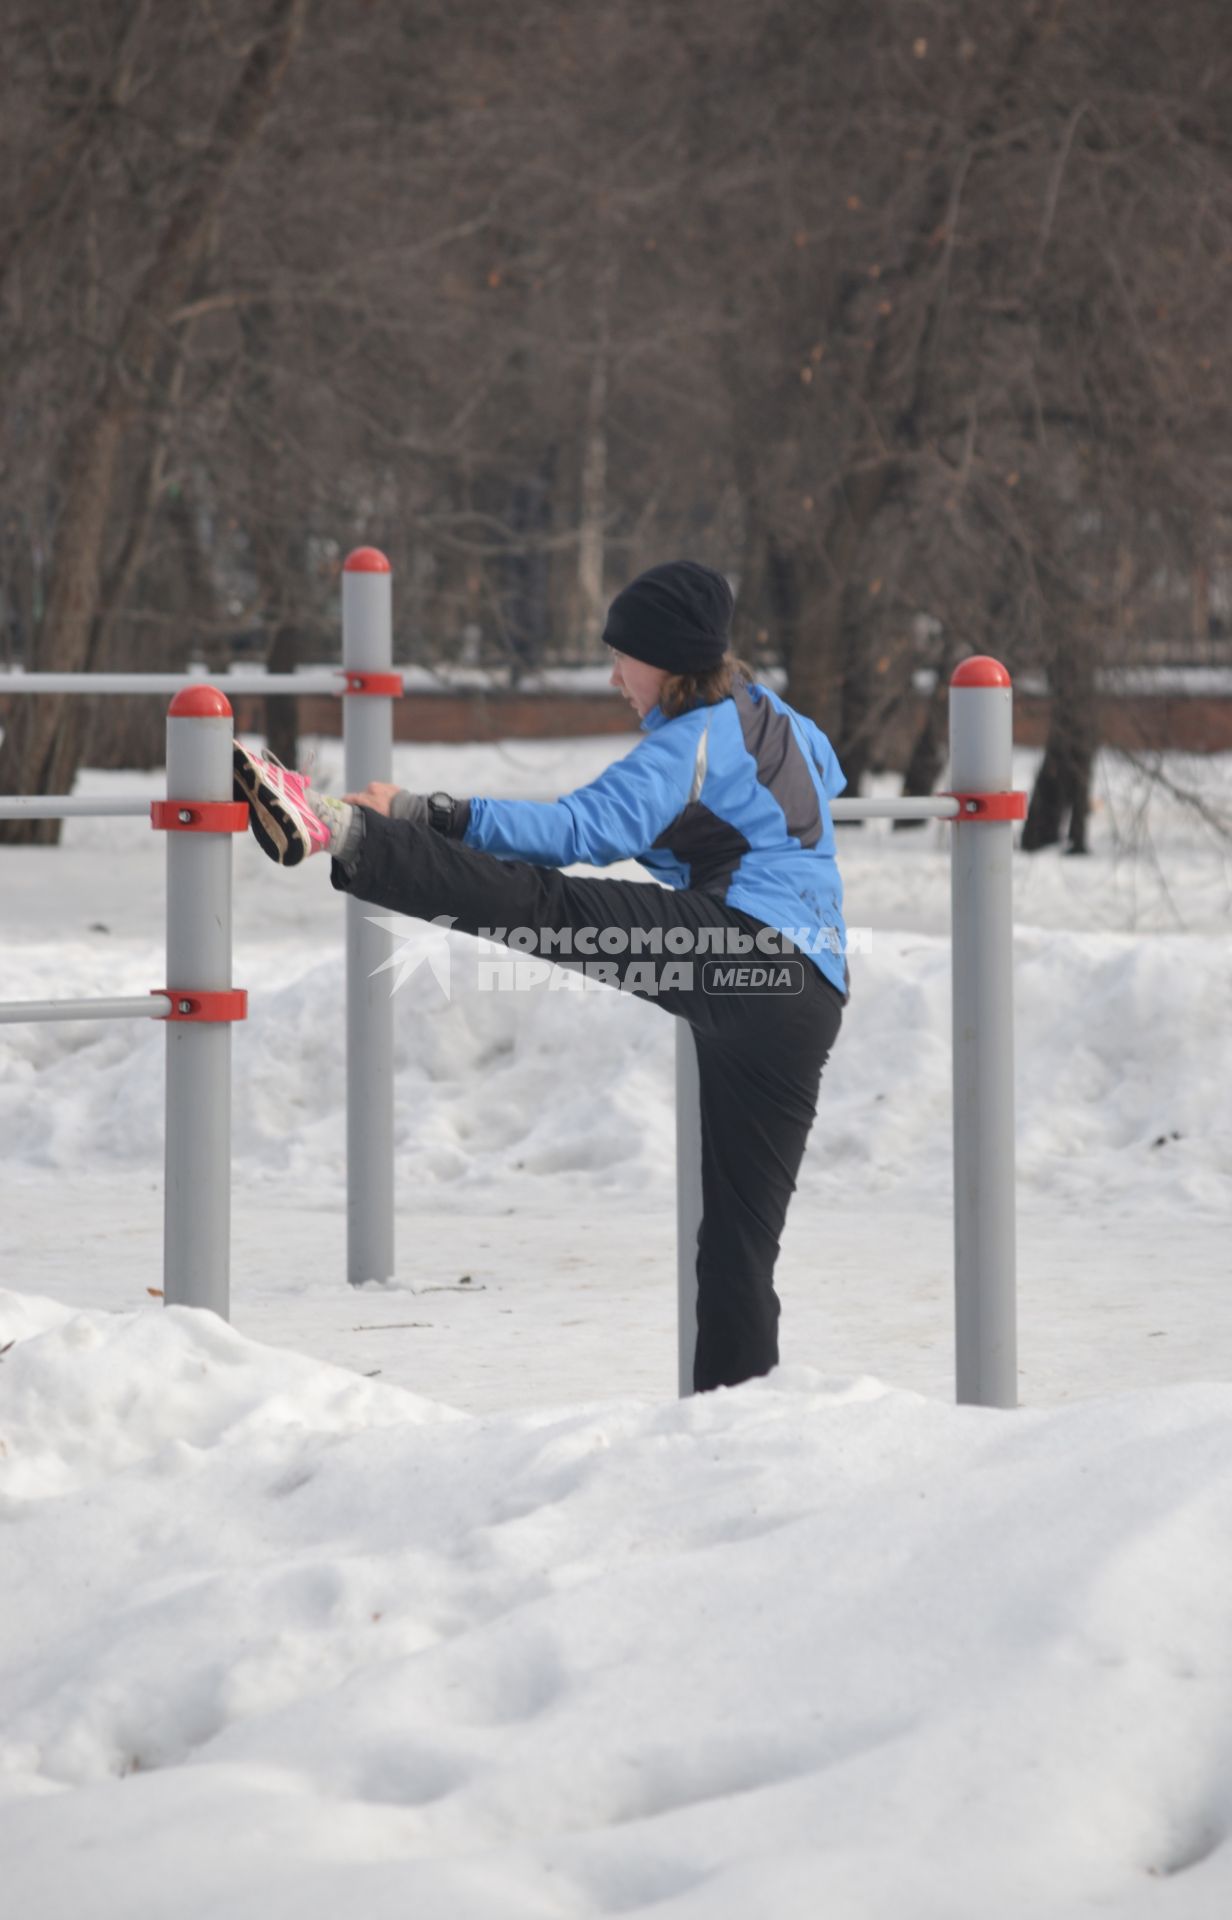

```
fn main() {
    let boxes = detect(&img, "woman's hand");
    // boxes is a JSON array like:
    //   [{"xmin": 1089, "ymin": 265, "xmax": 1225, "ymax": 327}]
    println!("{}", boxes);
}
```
[{"xmin": 342, "ymin": 780, "xmax": 401, "ymax": 816}]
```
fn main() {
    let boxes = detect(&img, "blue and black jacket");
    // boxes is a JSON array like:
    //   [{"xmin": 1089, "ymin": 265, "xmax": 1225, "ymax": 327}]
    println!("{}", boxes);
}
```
[{"xmin": 463, "ymin": 679, "xmax": 849, "ymax": 999}]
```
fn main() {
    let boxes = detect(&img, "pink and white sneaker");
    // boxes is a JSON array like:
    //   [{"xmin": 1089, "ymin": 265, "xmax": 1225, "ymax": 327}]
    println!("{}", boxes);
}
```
[{"xmin": 232, "ymin": 743, "xmax": 333, "ymax": 866}]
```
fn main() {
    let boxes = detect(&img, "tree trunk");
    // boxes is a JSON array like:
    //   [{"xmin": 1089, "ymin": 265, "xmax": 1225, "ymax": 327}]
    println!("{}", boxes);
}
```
[
  {"xmin": 778, "ymin": 463, "xmax": 895, "ymax": 796},
  {"xmin": 0, "ymin": 0, "xmax": 308, "ymax": 843},
  {"xmin": 239, "ymin": 302, "xmax": 304, "ymax": 766},
  {"xmin": 835, "ymin": 576, "xmax": 877, "ymax": 796},
  {"xmin": 0, "ymin": 403, "xmax": 128, "ymax": 840},
  {"xmin": 165, "ymin": 483, "xmax": 229, "ymax": 674},
  {"xmin": 1022, "ymin": 626, "xmax": 1098, "ymax": 853},
  {"xmin": 82, "ymin": 340, "xmax": 194, "ymax": 770},
  {"xmin": 894, "ymin": 680, "xmax": 950, "ymax": 828},
  {"xmin": 577, "ymin": 258, "xmax": 615, "ymax": 649},
  {"xmin": 263, "ymin": 621, "xmax": 303, "ymax": 769},
  {"xmin": 769, "ymin": 541, "xmax": 842, "ymax": 726}
]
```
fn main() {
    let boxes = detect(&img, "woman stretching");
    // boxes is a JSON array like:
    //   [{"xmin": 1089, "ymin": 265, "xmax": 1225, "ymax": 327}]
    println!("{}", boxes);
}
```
[{"xmin": 234, "ymin": 560, "xmax": 848, "ymax": 1393}]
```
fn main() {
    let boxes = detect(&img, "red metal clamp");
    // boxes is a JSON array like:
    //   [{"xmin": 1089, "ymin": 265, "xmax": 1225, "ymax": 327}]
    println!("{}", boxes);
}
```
[
  {"xmin": 339, "ymin": 671, "xmax": 404, "ymax": 697},
  {"xmin": 151, "ymin": 800, "xmax": 250, "ymax": 833},
  {"xmin": 943, "ymin": 791, "xmax": 1028, "ymax": 822},
  {"xmin": 152, "ymin": 989, "xmax": 248, "ymax": 1023}
]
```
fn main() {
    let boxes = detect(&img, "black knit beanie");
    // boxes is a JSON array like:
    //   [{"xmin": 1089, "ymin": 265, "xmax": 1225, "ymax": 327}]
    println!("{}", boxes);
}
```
[{"xmin": 602, "ymin": 560, "xmax": 734, "ymax": 674}]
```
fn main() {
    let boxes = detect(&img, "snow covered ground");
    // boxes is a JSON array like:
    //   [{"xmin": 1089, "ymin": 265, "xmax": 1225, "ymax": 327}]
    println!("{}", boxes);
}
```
[{"xmin": 2, "ymin": 735, "xmax": 1231, "ymax": 1915}]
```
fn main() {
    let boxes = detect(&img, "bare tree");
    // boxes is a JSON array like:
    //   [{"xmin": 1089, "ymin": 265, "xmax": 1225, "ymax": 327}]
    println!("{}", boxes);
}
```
[
  {"xmin": 3, "ymin": 0, "xmax": 1229, "ymax": 838},
  {"xmin": 0, "ymin": 0, "xmax": 308, "ymax": 841},
  {"xmin": 654, "ymin": 0, "xmax": 1232, "ymax": 826}
]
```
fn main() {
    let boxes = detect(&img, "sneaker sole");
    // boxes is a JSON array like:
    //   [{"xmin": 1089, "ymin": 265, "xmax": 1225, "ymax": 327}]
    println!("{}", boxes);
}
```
[{"xmin": 232, "ymin": 746, "xmax": 308, "ymax": 867}]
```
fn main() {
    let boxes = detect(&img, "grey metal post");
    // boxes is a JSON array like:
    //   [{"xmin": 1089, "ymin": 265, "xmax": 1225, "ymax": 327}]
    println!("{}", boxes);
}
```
[
  {"xmin": 163, "ymin": 687, "xmax": 235, "ymax": 1318},
  {"xmin": 949, "ymin": 657, "xmax": 1018, "ymax": 1407},
  {"xmin": 343, "ymin": 547, "xmax": 396, "ymax": 1286},
  {"xmin": 675, "ymin": 1022, "xmax": 703, "ymax": 1396}
]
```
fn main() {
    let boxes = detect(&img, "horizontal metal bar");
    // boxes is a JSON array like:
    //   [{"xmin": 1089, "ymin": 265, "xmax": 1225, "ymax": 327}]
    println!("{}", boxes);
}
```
[
  {"xmin": 0, "ymin": 671, "xmax": 355, "ymax": 696},
  {"xmin": 0, "ymin": 792, "xmax": 963, "ymax": 825},
  {"xmin": 0, "ymin": 995, "xmax": 172, "ymax": 1026},
  {"xmin": 832, "ymin": 797, "xmax": 961, "ymax": 820},
  {"xmin": 0, "ymin": 790, "xmax": 961, "ymax": 825},
  {"xmin": 0, "ymin": 795, "xmax": 152, "ymax": 820}
]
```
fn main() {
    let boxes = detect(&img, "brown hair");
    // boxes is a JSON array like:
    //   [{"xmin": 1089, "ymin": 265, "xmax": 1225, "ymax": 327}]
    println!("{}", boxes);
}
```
[{"xmin": 659, "ymin": 651, "xmax": 752, "ymax": 720}]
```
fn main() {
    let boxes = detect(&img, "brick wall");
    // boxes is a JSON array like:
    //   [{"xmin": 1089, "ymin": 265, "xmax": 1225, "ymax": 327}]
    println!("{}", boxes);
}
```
[
  {"xmin": 229, "ymin": 688, "xmax": 1232, "ymax": 758},
  {"xmin": 4, "ymin": 686, "xmax": 1231, "ymax": 766}
]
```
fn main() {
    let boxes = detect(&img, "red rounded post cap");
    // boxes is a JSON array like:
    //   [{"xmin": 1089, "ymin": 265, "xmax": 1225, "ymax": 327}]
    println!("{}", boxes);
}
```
[
  {"xmin": 950, "ymin": 655, "xmax": 1012, "ymax": 689},
  {"xmin": 344, "ymin": 546, "xmax": 392, "ymax": 574},
  {"xmin": 168, "ymin": 685, "xmax": 233, "ymax": 719}
]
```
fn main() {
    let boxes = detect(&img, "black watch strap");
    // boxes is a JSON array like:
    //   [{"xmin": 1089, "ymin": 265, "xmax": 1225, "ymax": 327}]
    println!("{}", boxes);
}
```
[{"xmin": 427, "ymin": 791, "xmax": 456, "ymax": 835}]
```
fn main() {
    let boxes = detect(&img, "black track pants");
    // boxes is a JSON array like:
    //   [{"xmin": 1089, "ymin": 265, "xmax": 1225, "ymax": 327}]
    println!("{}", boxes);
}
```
[{"xmin": 331, "ymin": 810, "xmax": 843, "ymax": 1392}]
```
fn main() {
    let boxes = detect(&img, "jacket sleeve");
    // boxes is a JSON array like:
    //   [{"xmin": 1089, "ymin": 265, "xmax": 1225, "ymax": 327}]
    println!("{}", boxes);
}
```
[
  {"xmin": 463, "ymin": 730, "xmax": 692, "ymax": 868},
  {"xmin": 796, "ymin": 714, "xmax": 848, "ymax": 801}
]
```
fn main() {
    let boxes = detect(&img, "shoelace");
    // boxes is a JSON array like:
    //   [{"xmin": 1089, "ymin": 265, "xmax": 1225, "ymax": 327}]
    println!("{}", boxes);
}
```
[
  {"xmin": 255, "ymin": 751, "xmax": 339, "ymax": 846},
  {"xmin": 256, "ymin": 746, "xmax": 314, "ymax": 799}
]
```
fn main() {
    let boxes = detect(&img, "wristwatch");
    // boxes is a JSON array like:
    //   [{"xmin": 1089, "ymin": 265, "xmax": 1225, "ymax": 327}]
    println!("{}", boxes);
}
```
[{"xmin": 427, "ymin": 791, "xmax": 456, "ymax": 835}]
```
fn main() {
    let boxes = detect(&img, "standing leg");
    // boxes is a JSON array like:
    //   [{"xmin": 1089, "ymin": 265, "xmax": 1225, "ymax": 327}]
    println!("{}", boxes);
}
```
[{"xmin": 690, "ymin": 976, "xmax": 843, "ymax": 1391}]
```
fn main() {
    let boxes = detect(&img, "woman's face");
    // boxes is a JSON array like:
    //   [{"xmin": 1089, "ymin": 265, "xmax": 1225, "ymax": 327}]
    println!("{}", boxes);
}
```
[{"xmin": 608, "ymin": 650, "xmax": 667, "ymax": 719}]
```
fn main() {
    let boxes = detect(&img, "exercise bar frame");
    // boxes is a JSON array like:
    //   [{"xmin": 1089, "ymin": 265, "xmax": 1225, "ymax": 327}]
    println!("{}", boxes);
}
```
[{"xmin": 2, "ymin": 567, "xmax": 1025, "ymax": 1408}]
